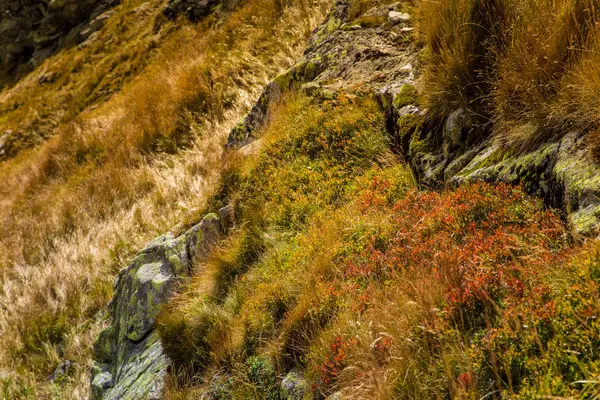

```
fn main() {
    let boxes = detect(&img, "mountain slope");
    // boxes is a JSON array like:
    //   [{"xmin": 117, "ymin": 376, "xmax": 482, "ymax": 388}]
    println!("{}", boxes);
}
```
[
  {"xmin": 0, "ymin": 0, "xmax": 329, "ymax": 397},
  {"xmin": 3, "ymin": 0, "xmax": 600, "ymax": 398}
]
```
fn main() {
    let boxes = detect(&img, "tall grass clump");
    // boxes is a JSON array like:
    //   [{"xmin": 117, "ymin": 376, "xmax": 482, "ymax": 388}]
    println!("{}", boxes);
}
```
[
  {"xmin": 493, "ymin": 0, "xmax": 600, "ymax": 149},
  {"xmin": 418, "ymin": 0, "xmax": 600, "ymax": 151},
  {"xmin": 418, "ymin": 0, "xmax": 512, "ymax": 123}
]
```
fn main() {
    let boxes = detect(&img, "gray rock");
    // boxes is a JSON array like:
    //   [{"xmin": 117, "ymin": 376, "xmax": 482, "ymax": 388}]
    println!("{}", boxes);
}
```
[
  {"xmin": 0, "ymin": 133, "xmax": 8, "ymax": 157},
  {"xmin": 280, "ymin": 370, "xmax": 307, "ymax": 400},
  {"xmin": 90, "ymin": 212, "xmax": 234, "ymax": 399},
  {"xmin": 80, "ymin": 10, "xmax": 115, "ymax": 40},
  {"xmin": 219, "ymin": 205, "xmax": 235, "ymax": 233},
  {"xmin": 388, "ymin": 11, "xmax": 410, "ymax": 23},
  {"xmin": 186, "ymin": 213, "xmax": 222, "ymax": 266},
  {"xmin": 444, "ymin": 108, "xmax": 466, "ymax": 147},
  {"xmin": 227, "ymin": 0, "xmax": 418, "ymax": 147},
  {"xmin": 48, "ymin": 360, "xmax": 75, "ymax": 382},
  {"xmin": 397, "ymin": 105, "xmax": 419, "ymax": 117}
]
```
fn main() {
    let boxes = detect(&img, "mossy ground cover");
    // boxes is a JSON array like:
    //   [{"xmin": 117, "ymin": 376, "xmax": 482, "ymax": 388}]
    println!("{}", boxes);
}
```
[{"xmin": 159, "ymin": 91, "xmax": 600, "ymax": 399}]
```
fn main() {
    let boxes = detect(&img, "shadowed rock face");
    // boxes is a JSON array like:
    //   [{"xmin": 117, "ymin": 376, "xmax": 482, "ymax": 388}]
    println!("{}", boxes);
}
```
[
  {"xmin": 0, "ymin": 0, "xmax": 119, "ymax": 84},
  {"xmin": 162, "ymin": 0, "xmax": 222, "ymax": 22},
  {"xmin": 90, "ymin": 209, "xmax": 233, "ymax": 400}
]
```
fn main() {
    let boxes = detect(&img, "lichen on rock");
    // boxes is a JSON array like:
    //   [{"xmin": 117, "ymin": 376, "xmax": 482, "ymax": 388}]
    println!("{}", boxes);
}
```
[{"xmin": 90, "ymin": 211, "xmax": 232, "ymax": 399}]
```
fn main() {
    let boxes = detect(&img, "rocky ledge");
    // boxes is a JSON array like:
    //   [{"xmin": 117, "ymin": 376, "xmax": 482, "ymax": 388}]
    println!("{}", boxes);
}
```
[{"xmin": 403, "ymin": 108, "xmax": 600, "ymax": 235}]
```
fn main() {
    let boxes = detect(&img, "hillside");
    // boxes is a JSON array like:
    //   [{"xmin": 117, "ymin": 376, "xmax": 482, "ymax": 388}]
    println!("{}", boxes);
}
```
[{"xmin": 2, "ymin": 0, "xmax": 600, "ymax": 398}]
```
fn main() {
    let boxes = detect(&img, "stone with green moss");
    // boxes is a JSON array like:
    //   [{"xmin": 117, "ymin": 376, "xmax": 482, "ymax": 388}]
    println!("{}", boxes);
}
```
[
  {"xmin": 396, "ymin": 113, "xmax": 423, "ymax": 151},
  {"xmin": 280, "ymin": 369, "xmax": 307, "ymax": 400},
  {"xmin": 91, "ymin": 212, "xmax": 230, "ymax": 399},
  {"xmin": 393, "ymin": 84, "xmax": 419, "ymax": 109}
]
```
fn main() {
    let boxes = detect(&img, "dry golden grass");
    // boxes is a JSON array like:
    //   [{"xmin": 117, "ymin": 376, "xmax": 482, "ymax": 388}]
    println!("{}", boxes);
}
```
[
  {"xmin": 418, "ymin": 0, "xmax": 600, "ymax": 151},
  {"xmin": 0, "ymin": 0, "xmax": 173, "ymax": 158},
  {"xmin": 0, "ymin": 0, "xmax": 329, "ymax": 396}
]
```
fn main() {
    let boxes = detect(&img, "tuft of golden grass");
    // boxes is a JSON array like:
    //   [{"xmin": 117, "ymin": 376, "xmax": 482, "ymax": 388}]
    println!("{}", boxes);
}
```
[
  {"xmin": 0, "ymin": 0, "xmax": 329, "ymax": 396},
  {"xmin": 418, "ymin": 0, "xmax": 600, "ymax": 151}
]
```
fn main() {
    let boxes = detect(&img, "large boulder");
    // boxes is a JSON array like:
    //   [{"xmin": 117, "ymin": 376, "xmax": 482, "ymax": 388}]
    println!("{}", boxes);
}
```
[{"xmin": 90, "ymin": 209, "xmax": 233, "ymax": 399}]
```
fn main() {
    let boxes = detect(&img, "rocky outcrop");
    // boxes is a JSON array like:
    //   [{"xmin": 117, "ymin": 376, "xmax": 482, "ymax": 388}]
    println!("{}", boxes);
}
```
[
  {"xmin": 227, "ymin": 0, "xmax": 419, "ymax": 147},
  {"xmin": 90, "ymin": 208, "xmax": 233, "ymax": 400},
  {"xmin": 449, "ymin": 131, "xmax": 600, "ymax": 234},
  {"xmin": 398, "ymin": 104, "xmax": 600, "ymax": 234},
  {"xmin": 0, "ymin": 0, "xmax": 119, "ymax": 83}
]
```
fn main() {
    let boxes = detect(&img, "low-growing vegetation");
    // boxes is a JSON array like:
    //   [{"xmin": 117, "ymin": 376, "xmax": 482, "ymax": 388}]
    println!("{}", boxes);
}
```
[{"xmin": 159, "ymin": 91, "xmax": 600, "ymax": 398}]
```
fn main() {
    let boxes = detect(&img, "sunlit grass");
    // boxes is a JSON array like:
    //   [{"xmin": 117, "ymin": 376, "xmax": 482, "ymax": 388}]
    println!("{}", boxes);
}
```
[{"xmin": 0, "ymin": 0, "xmax": 329, "ymax": 396}]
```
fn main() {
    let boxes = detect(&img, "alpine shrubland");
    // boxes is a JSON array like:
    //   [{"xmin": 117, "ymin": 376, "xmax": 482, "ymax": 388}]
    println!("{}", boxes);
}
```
[
  {"xmin": 2, "ymin": 0, "xmax": 600, "ymax": 398},
  {"xmin": 158, "ymin": 91, "xmax": 600, "ymax": 399}
]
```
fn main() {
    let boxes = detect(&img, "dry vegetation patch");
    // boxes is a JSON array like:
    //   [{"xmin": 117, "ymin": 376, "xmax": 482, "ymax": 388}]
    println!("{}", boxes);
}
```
[{"xmin": 0, "ymin": 0, "xmax": 329, "ymax": 396}]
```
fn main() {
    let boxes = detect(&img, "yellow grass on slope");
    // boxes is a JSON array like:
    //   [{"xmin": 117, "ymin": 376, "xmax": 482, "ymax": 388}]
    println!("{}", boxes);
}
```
[
  {"xmin": 0, "ymin": 0, "xmax": 172, "ymax": 159},
  {"xmin": 0, "ymin": 0, "xmax": 330, "ymax": 397}
]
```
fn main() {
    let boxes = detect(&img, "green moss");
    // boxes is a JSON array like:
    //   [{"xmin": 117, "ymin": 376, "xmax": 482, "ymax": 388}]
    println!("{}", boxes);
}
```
[
  {"xmin": 396, "ymin": 113, "xmax": 423, "ymax": 151},
  {"xmin": 352, "ymin": 15, "xmax": 385, "ymax": 28},
  {"xmin": 393, "ymin": 84, "xmax": 420, "ymax": 109},
  {"xmin": 273, "ymin": 69, "xmax": 297, "ymax": 91},
  {"xmin": 409, "ymin": 133, "xmax": 432, "ymax": 156},
  {"xmin": 326, "ymin": 16, "xmax": 341, "ymax": 32},
  {"xmin": 303, "ymin": 60, "xmax": 318, "ymax": 81}
]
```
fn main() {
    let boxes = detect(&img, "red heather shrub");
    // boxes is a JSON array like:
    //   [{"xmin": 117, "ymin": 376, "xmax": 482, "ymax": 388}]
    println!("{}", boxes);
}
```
[
  {"xmin": 347, "ymin": 182, "xmax": 567, "ymax": 329},
  {"xmin": 313, "ymin": 335, "xmax": 358, "ymax": 395}
]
